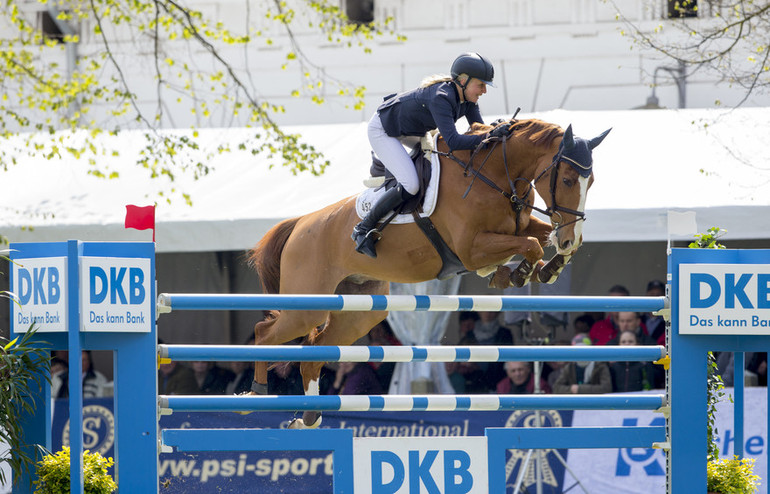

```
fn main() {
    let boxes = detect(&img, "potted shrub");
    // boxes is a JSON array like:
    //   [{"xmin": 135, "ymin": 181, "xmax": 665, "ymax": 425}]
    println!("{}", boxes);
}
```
[
  {"xmin": 33, "ymin": 447, "xmax": 117, "ymax": 494},
  {"xmin": 707, "ymin": 456, "xmax": 760, "ymax": 494}
]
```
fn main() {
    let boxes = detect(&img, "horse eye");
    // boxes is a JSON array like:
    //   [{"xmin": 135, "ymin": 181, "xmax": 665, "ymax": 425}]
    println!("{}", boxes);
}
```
[{"xmin": 562, "ymin": 178, "xmax": 574, "ymax": 187}]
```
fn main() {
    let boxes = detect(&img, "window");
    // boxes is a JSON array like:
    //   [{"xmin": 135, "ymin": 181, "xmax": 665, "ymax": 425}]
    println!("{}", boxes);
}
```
[
  {"xmin": 343, "ymin": 0, "xmax": 374, "ymax": 24},
  {"xmin": 39, "ymin": 11, "xmax": 66, "ymax": 42},
  {"xmin": 668, "ymin": 0, "xmax": 698, "ymax": 18}
]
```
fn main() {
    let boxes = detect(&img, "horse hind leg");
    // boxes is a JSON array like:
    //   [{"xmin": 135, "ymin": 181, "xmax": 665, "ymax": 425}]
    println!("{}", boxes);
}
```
[
  {"xmin": 290, "ymin": 280, "xmax": 389, "ymax": 430},
  {"xmin": 251, "ymin": 309, "xmax": 328, "ymax": 397}
]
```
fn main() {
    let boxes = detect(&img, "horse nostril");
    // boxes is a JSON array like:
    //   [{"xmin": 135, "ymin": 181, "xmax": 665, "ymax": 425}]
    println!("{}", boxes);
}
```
[{"xmin": 560, "ymin": 239, "xmax": 572, "ymax": 250}]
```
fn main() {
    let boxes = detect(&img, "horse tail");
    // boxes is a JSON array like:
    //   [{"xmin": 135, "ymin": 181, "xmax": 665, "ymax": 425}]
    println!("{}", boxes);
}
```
[{"xmin": 247, "ymin": 216, "xmax": 301, "ymax": 294}]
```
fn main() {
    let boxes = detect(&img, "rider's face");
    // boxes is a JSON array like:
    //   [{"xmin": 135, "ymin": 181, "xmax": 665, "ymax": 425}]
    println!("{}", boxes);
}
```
[{"xmin": 463, "ymin": 78, "xmax": 487, "ymax": 103}]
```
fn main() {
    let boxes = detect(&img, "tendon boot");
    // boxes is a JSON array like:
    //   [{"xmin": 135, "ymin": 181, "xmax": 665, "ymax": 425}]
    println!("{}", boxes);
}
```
[{"xmin": 352, "ymin": 184, "xmax": 413, "ymax": 258}]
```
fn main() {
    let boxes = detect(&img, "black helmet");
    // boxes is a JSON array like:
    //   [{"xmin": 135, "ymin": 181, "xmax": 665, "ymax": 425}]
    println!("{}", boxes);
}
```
[{"xmin": 451, "ymin": 52, "xmax": 495, "ymax": 87}]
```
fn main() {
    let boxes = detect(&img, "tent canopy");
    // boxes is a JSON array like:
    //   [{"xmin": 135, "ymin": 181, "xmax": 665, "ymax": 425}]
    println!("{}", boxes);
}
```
[{"xmin": 3, "ymin": 108, "xmax": 768, "ymax": 252}]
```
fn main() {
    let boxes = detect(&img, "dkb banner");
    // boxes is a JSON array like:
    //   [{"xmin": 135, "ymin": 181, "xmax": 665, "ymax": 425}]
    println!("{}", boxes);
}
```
[
  {"xmin": 50, "ymin": 399, "xmax": 571, "ymax": 493},
  {"xmin": 46, "ymin": 390, "xmax": 767, "ymax": 494}
]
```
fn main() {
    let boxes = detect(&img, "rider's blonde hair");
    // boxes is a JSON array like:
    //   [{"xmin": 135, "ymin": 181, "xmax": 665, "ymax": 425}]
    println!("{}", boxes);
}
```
[{"xmin": 420, "ymin": 74, "xmax": 455, "ymax": 88}]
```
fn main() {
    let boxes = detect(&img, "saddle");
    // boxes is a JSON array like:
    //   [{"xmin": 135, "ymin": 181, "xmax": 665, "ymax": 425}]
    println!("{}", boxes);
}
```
[
  {"xmin": 367, "ymin": 143, "xmax": 432, "ymax": 214},
  {"xmin": 365, "ymin": 136, "xmax": 466, "ymax": 280}
]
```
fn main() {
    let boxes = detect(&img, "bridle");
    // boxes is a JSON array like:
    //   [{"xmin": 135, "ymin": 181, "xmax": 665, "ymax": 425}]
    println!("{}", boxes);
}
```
[{"xmin": 435, "ymin": 124, "xmax": 590, "ymax": 235}]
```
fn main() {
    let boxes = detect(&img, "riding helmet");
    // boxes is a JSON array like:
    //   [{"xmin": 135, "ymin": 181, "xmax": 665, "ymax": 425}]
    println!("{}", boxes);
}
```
[{"xmin": 450, "ymin": 53, "xmax": 495, "ymax": 87}]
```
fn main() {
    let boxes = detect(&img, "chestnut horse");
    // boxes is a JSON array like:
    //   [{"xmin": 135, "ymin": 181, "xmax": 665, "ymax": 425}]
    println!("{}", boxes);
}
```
[{"xmin": 247, "ymin": 118, "xmax": 610, "ymax": 428}]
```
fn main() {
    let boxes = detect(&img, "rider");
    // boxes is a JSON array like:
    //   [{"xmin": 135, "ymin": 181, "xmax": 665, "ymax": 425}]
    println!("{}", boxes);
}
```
[{"xmin": 352, "ymin": 52, "xmax": 507, "ymax": 258}]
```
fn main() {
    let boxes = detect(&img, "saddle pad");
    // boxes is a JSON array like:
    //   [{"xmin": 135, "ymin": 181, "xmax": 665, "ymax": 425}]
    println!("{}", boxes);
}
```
[{"xmin": 354, "ymin": 144, "xmax": 441, "ymax": 224}]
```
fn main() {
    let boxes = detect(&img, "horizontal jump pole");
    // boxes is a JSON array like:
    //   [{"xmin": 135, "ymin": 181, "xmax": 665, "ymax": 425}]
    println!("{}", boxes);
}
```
[
  {"xmin": 157, "ymin": 293, "xmax": 666, "ymax": 313},
  {"xmin": 159, "ymin": 344, "xmax": 667, "ymax": 363},
  {"xmin": 159, "ymin": 394, "xmax": 666, "ymax": 413}
]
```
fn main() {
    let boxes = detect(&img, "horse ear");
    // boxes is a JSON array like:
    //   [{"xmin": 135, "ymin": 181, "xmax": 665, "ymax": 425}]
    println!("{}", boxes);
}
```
[
  {"xmin": 562, "ymin": 124, "xmax": 575, "ymax": 150},
  {"xmin": 588, "ymin": 128, "xmax": 612, "ymax": 149}
]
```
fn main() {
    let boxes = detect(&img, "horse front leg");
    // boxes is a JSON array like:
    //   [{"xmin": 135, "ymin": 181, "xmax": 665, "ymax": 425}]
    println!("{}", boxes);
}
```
[
  {"xmin": 519, "ymin": 215, "xmax": 575, "ymax": 285},
  {"xmin": 470, "ymin": 232, "xmax": 544, "ymax": 288}
]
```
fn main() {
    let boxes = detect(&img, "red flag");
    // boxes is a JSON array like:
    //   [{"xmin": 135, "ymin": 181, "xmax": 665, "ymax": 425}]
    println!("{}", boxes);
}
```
[{"xmin": 125, "ymin": 205, "xmax": 156, "ymax": 241}]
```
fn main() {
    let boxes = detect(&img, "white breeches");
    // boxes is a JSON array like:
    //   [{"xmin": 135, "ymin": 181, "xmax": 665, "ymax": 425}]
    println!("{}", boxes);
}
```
[{"xmin": 367, "ymin": 112, "xmax": 421, "ymax": 195}]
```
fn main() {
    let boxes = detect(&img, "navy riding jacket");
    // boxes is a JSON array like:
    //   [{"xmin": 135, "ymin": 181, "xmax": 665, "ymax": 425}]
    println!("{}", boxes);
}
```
[{"xmin": 377, "ymin": 81, "xmax": 485, "ymax": 151}]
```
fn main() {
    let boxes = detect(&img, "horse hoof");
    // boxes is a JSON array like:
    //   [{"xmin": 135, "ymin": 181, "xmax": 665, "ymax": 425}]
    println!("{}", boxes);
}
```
[
  {"xmin": 288, "ymin": 414, "xmax": 323, "ymax": 429},
  {"xmin": 234, "ymin": 390, "xmax": 258, "ymax": 415},
  {"xmin": 537, "ymin": 255, "xmax": 571, "ymax": 284},
  {"xmin": 489, "ymin": 265, "xmax": 513, "ymax": 289},
  {"xmin": 510, "ymin": 259, "xmax": 534, "ymax": 287}
]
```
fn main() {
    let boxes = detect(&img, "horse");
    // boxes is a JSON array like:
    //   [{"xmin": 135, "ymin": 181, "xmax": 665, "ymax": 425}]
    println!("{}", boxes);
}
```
[{"xmin": 247, "ymin": 118, "xmax": 610, "ymax": 428}]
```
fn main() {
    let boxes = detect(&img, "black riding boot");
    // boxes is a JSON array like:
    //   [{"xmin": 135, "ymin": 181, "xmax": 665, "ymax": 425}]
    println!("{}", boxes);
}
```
[{"xmin": 352, "ymin": 184, "xmax": 413, "ymax": 258}]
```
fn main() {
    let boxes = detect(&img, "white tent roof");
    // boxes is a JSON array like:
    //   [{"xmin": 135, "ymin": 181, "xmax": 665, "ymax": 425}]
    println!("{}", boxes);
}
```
[{"xmin": 2, "ymin": 108, "xmax": 769, "ymax": 253}]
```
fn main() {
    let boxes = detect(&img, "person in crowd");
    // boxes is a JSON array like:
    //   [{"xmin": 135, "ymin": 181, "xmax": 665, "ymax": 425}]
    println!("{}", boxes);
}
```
[
  {"xmin": 53, "ymin": 351, "xmax": 111, "ymax": 398},
  {"xmin": 717, "ymin": 351, "xmax": 766, "ymax": 387},
  {"xmin": 352, "ymin": 52, "xmax": 498, "ymax": 257},
  {"xmin": 158, "ymin": 359, "xmax": 199, "ymax": 395},
  {"xmin": 462, "ymin": 311, "xmax": 514, "ymax": 392},
  {"xmin": 445, "ymin": 361, "xmax": 467, "ymax": 393},
  {"xmin": 458, "ymin": 311, "xmax": 480, "ymax": 343},
  {"xmin": 589, "ymin": 284, "xmax": 630, "ymax": 345},
  {"xmin": 610, "ymin": 330, "xmax": 655, "ymax": 392},
  {"xmin": 545, "ymin": 338, "xmax": 572, "ymax": 390},
  {"xmin": 496, "ymin": 361, "xmax": 551, "ymax": 394},
  {"xmin": 81, "ymin": 351, "xmax": 110, "ymax": 398},
  {"xmin": 573, "ymin": 314, "xmax": 595, "ymax": 337},
  {"xmin": 226, "ymin": 360, "xmax": 255, "ymax": 395},
  {"xmin": 326, "ymin": 361, "xmax": 384, "ymax": 395},
  {"xmin": 50, "ymin": 352, "xmax": 68, "ymax": 399},
  {"xmin": 607, "ymin": 311, "xmax": 655, "ymax": 346},
  {"xmin": 268, "ymin": 362, "xmax": 305, "ymax": 395},
  {"xmin": 191, "ymin": 361, "xmax": 235, "ymax": 395},
  {"xmin": 367, "ymin": 320, "xmax": 400, "ymax": 391},
  {"xmin": 552, "ymin": 335, "xmax": 612, "ymax": 394},
  {"xmin": 642, "ymin": 279, "xmax": 667, "ymax": 345},
  {"xmin": 748, "ymin": 352, "xmax": 767, "ymax": 386},
  {"xmin": 225, "ymin": 335, "xmax": 256, "ymax": 395}
]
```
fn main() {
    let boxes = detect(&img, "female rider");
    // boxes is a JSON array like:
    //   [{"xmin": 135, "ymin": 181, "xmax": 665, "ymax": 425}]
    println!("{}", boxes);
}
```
[{"xmin": 352, "ymin": 52, "xmax": 508, "ymax": 257}]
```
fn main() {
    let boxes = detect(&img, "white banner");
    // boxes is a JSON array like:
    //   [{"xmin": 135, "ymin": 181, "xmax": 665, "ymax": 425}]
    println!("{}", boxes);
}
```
[{"xmin": 567, "ymin": 388, "xmax": 767, "ymax": 493}]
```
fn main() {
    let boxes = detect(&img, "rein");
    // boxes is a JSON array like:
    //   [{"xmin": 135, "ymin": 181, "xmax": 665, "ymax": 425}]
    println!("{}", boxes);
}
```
[{"xmin": 433, "ymin": 125, "xmax": 587, "ymax": 233}]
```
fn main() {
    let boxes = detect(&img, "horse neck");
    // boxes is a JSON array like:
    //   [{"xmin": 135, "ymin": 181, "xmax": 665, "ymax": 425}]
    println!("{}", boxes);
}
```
[{"xmin": 497, "ymin": 138, "xmax": 552, "ymax": 185}]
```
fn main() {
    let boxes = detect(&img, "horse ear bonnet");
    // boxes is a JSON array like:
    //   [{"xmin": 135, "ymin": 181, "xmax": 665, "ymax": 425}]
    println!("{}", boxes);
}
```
[{"xmin": 560, "ymin": 126, "xmax": 611, "ymax": 178}]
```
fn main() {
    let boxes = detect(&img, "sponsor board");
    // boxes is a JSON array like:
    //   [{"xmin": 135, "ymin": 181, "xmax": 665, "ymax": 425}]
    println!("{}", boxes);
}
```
[
  {"xmin": 354, "ymin": 436, "xmax": 487, "ymax": 494},
  {"xmin": 11, "ymin": 256, "xmax": 67, "ymax": 333},
  {"xmin": 679, "ymin": 263, "xmax": 770, "ymax": 335},
  {"xmin": 80, "ymin": 256, "xmax": 152, "ymax": 332}
]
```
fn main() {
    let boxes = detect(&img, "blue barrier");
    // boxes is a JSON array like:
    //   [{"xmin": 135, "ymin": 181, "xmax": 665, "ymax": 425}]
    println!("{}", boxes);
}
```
[
  {"xmin": 159, "ymin": 343, "xmax": 666, "ymax": 363},
  {"xmin": 159, "ymin": 393, "xmax": 666, "ymax": 413},
  {"xmin": 158, "ymin": 293, "xmax": 666, "ymax": 313}
]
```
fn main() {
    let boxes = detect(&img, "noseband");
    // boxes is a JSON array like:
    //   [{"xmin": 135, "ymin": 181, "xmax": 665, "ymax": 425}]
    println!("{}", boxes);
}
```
[{"xmin": 438, "ymin": 125, "xmax": 589, "ymax": 234}]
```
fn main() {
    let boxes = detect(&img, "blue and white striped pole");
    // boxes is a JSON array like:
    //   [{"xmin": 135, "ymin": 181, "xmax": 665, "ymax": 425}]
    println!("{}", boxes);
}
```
[
  {"xmin": 159, "ymin": 344, "xmax": 666, "ymax": 363},
  {"xmin": 158, "ymin": 293, "xmax": 666, "ymax": 313},
  {"xmin": 159, "ymin": 393, "xmax": 666, "ymax": 413}
]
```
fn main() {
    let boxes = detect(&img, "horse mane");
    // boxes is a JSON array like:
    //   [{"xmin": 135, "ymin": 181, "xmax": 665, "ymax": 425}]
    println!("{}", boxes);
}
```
[
  {"xmin": 246, "ymin": 216, "xmax": 301, "ymax": 294},
  {"xmin": 467, "ymin": 118, "xmax": 564, "ymax": 147}
]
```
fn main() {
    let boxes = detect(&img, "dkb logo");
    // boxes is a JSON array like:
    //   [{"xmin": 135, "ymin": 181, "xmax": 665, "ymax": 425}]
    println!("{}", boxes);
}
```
[
  {"xmin": 89, "ymin": 266, "xmax": 146, "ymax": 305},
  {"xmin": 16, "ymin": 266, "xmax": 61, "ymax": 305},
  {"xmin": 615, "ymin": 417, "xmax": 665, "ymax": 476}
]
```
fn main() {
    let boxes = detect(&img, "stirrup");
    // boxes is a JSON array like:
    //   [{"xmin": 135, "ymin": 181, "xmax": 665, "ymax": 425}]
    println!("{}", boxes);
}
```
[{"xmin": 355, "ymin": 229, "xmax": 382, "ymax": 258}]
